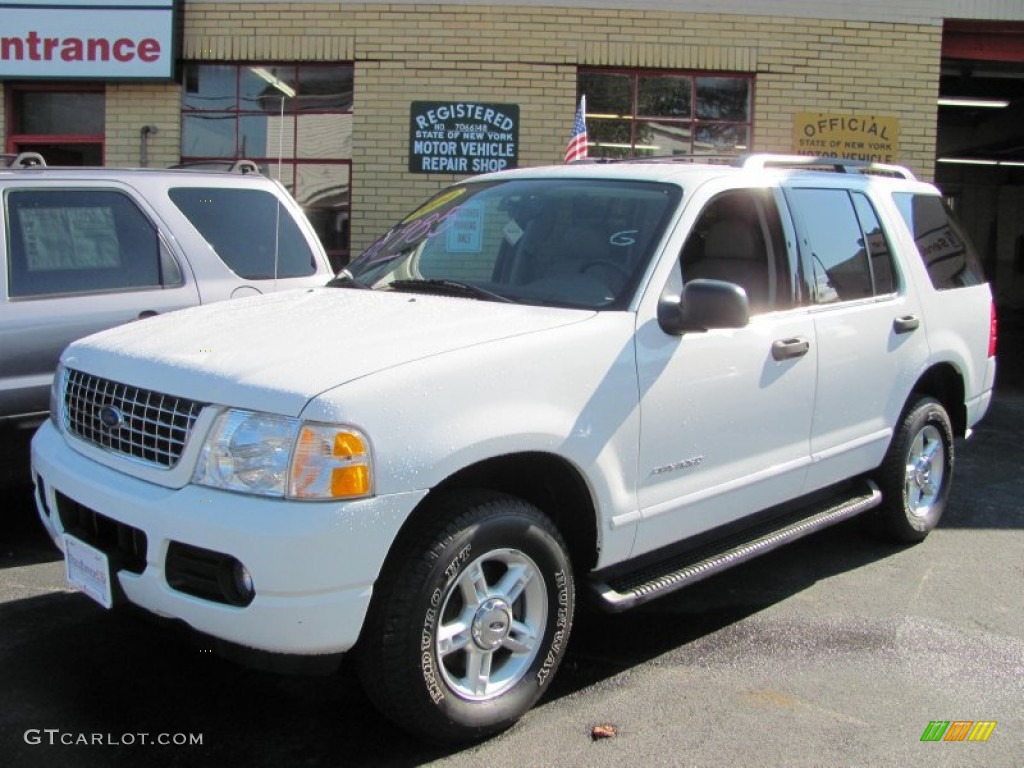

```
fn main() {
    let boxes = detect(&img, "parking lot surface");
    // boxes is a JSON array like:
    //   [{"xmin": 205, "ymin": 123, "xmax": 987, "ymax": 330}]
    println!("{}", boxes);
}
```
[{"xmin": 1, "ymin": 315, "xmax": 1022, "ymax": 768}]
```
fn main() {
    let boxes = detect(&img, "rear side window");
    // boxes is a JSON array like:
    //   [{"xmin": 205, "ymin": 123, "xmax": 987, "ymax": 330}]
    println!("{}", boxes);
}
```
[
  {"xmin": 788, "ymin": 187, "xmax": 898, "ymax": 304},
  {"xmin": 892, "ymin": 193, "xmax": 985, "ymax": 290},
  {"xmin": 169, "ymin": 187, "xmax": 317, "ymax": 280},
  {"xmin": 5, "ymin": 189, "xmax": 179, "ymax": 298}
]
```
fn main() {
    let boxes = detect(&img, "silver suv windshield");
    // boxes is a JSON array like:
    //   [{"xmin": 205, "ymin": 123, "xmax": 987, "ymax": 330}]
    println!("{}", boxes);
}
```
[{"xmin": 341, "ymin": 178, "xmax": 681, "ymax": 309}]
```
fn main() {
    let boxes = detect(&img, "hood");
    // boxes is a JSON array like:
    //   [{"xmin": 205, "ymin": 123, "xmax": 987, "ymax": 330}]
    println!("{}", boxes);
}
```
[{"xmin": 63, "ymin": 288, "xmax": 594, "ymax": 417}]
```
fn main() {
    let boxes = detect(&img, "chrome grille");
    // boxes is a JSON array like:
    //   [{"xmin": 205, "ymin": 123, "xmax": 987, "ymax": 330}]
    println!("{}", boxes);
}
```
[{"xmin": 63, "ymin": 369, "xmax": 206, "ymax": 468}]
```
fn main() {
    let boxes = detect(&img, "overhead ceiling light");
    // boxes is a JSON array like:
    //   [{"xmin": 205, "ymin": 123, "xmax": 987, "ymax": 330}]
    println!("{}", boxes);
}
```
[
  {"xmin": 250, "ymin": 67, "xmax": 296, "ymax": 98},
  {"xmin": 999, "ymin": 160, "xmax": 1024, "ymax": 167},
  {"xmin": 937, "ymin": 97, "xmax": 1009, "ymax": 108},
  {"xmin": 937, "ymin": 157, "xmax": 998, "ymax": 165}
]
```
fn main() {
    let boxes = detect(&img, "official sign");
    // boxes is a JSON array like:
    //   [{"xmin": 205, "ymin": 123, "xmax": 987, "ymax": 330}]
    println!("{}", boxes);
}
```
[
  {"xmin": 0, "ymin": 0, "xmax": 178, "ymax": 80},
  {"xmin": 792, "ymin": 113, "xmax": 900, "ymax": 163},
  {"xmin": 409, "ymin": 101, "xmax": 519, "ymax": 174}
]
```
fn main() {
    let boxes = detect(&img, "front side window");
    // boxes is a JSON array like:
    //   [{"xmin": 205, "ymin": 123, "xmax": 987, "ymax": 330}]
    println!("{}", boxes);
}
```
[
  {"xmin": 788, "ymin": 188, "xmax": 897, "ymax": 304},
  {"xmin": 893, "ymin": 193, "xmax": 985, "ymax": 290},
  {"xmin": 6, "ymin": 189, "xmax": 176, "ymax": 297},
  {"xmin": 578, "ymin": 69, "xmax": 753, "ymax": 159},
  {"xmin": 680, "ymin": 188, "xmax": 791, "ymax": 314},
  {"xmin": 181, "ymin": 62, "xmax": 353, "ymax": 268},
  {"xmin": 168, "ymin": 187, "xmax": 317, "ymax": 280},
  {"xmin": 343, "ymin": 179, "xmax": 682, "ymax": 310}
]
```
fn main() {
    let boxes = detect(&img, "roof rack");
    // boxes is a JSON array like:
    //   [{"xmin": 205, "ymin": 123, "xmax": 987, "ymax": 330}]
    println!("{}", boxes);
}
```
[
  {"xmin": 169, "ymin": 159, "xmax": 262, "ymax": 175},
  {"xmin": 2, "ymin": 151, "xmax": 47, "ymax": 168},
  {"xmin": 736, "ymin": 153, "xmax": 916, "ymax": 180},
  {"xmin": 572, "ymin": 154, "xmax": 740, "ymax": 167},
  {"xmin": 229, "ymin": 159, "xmax": 261, "ymax": 175}
]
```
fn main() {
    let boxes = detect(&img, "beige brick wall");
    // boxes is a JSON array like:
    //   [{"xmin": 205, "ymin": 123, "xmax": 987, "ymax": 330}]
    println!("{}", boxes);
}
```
[
  {"xmin": 104, "ymin": 83, "xmax": 183, "ymax": 168},
  {"xmin": 1, "ymin": 3, "xmax": 944, "ymax": 253}
]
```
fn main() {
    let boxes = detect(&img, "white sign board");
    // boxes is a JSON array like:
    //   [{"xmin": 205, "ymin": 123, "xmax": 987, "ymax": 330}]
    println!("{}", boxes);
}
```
[{"xmin": 0, "ymin": 0, "xmax": 177, "ymax": 80}]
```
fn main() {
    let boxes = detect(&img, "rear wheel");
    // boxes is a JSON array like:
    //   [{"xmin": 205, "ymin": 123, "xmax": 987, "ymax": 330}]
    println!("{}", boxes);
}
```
[
  {"xmin": 357, "ymin": 491, "xmax": 574, "ymax": 743},
  {"xmin": 871, "ymin": 396, "xmax": 954, "ymax": 542}
]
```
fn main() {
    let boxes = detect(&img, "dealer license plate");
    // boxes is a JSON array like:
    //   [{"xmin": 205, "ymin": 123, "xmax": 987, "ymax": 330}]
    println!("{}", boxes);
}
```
[{"xmin": 64, "ymin": 534, "xmax": 114, "ymax": 609}]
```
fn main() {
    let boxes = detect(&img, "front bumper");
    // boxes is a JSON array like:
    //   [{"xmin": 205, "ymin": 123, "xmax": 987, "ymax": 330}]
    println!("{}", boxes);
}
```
[{"xmin": 31, "ymin": 420, "xmax": 426, "ymax": 655}]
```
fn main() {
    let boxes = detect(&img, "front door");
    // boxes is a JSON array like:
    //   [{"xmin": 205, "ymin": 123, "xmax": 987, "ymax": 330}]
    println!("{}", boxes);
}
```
[{"xmin": 632, "ymin": 186, "xmax": 817, "ymax": 558}]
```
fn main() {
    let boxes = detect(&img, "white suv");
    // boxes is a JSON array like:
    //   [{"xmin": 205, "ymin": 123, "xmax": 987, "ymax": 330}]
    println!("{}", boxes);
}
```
[
  {"xmin": 1, "ymin": 157, "xmax": 333, "ymax": 428},
  {"xmin": 31, "ymin": 155, "xmax": 996, "ymax": 743}
]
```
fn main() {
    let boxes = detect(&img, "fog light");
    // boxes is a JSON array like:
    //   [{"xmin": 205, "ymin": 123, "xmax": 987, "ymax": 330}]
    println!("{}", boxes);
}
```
[{"xmin": 233, "ymin": 562, "xmax": 255, "ymax": 601}]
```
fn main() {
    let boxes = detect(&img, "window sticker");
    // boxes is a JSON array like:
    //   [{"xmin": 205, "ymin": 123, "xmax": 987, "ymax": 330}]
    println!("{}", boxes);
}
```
[
  {"xmin": 19, "ymin": 207, "xmax": 120, "ymax": 271},
  {"xmin": 445, "ymin": 201, "xmax": 484, "ymax": 253}
]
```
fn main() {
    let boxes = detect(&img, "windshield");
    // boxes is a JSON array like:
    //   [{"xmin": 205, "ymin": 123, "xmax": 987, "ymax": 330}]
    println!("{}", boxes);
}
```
[{"xmin": 343, "ymin": 178, "xmax": 681, "ymax": 309}]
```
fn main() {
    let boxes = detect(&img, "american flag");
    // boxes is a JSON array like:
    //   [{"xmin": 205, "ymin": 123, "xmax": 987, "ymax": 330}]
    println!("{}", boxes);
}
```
[{"xmin": 564, "ymin": 95, "xmax": 588, "ymax": 163}]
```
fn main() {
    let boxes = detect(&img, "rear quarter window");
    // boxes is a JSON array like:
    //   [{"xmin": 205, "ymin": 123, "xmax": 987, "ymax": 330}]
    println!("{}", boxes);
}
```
[
  {"xmin": 892, "ymin": 193, "xmax": 985, "ymax": 290},
  {"xmin": 168, "ymin": 187, "xmax": 317, "ymax": 280}
]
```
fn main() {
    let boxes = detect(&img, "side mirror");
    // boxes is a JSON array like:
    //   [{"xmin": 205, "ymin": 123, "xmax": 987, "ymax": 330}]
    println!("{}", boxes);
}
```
[{"xmin": 658, "ymin": 278, "xmax": 750, "ymax": 335}]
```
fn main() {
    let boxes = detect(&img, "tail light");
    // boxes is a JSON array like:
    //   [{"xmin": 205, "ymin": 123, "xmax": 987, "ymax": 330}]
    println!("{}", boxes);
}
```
[{"xmin": 988, "ymin": 302, "xmax": 998, "ymax": 358}]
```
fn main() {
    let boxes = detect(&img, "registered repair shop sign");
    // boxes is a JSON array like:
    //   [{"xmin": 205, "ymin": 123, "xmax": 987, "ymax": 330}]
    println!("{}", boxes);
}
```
[
  {"xmin": 409, "ymin": 101, "xmax": 520, "ymax": 174},
  {"xmin": 792, "ymin": 112, "xmax": 900, "ymax": 163}
]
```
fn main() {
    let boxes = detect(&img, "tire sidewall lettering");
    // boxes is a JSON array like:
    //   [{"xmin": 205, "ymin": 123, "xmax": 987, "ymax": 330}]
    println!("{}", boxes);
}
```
[
  {"xmin": 536, "ymin": 568, "xmax": 570, "ymax": 688},
  {"xmin": 419, "ymin": 543, "xmax": 473, "ymax": 706}
]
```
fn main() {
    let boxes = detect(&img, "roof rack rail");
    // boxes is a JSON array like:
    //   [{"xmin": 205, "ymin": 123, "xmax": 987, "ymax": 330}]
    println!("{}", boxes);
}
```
[
  {"xmin": 229, "ymin": 159, "xmax": 261, "ymax": 175},
  {"xmin": 4, "ymin": 151, "xmax": 47, "ymax": 168},
  {"xmin": 571, "ymin": 154, "xmax": 739, "ymax": 166},
  {"xmin": 735, "ymin": 153, "xmax": 916, "ymax": 181}
]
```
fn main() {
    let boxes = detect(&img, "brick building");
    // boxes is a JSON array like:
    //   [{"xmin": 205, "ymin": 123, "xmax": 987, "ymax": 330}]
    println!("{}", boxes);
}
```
[{"xmin": 2, "ymin": 1, "xmax": 1023, "ymax": 304}]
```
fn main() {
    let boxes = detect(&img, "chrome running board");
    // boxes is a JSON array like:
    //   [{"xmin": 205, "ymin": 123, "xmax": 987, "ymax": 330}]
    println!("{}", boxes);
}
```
[{"xmin": 592, "ymin": 481, "xmax": 881, "ymax": 611}]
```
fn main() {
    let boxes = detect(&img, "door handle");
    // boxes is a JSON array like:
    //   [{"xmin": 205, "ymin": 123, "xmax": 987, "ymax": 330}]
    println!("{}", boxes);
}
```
[
  {"xmin": 893, "ymin": 315, "xmax": 919, "ymax": 334},
  {"xmin": 137, "ymin": 310, "xmax": 159, "ymax": 320},
  {"xmin": 771, "ymin": 337, "xmax": 810, "ymax": 361}
]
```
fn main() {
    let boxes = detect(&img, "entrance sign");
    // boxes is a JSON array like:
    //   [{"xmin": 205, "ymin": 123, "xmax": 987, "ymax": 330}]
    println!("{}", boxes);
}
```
[
  {"xmin": 410, "ymin": 101, "xmax": 520, "ymax": 174},
  {"xmin": 793, "ymin": 112, "xmax": 900, "ymax": 163},
  {"xmin": 0, "ymin": 0, "xmax": 178, "ymax": 80}
]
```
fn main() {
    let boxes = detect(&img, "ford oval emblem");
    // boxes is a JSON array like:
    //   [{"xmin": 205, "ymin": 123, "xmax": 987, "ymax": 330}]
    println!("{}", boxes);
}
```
[{"xmin": 99, "ymin": 405, "xmax": 125, "ymax": 430}]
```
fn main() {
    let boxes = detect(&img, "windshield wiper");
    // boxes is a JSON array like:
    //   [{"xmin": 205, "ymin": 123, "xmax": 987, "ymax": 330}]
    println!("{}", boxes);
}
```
[
  {"xmin": 388, "ymin": 279, "xmax": 517, "ymax": 303},
  {"xmin": 326, "ymin": 270, "xmax": 372, "ymax": 289}
]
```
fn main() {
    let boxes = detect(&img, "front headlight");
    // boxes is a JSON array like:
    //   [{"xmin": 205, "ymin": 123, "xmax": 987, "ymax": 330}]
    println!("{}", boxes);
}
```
[
  {"xmin": 192, "ymin": 409, "xmax": 373, "ymax": 500},
  {"xmin": 49, "ymin": 363, "xmax": 67, "ymax": 433}
]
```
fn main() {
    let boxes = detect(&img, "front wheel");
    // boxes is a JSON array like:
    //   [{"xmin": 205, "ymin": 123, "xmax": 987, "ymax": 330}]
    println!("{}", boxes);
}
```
[
  {"xmin": 871, "ymin": 396, "xmax": 954, "ymax": 543},
  {"xmin": 356, "ymin": 491, "xmax": 574, "ymax": 743}
]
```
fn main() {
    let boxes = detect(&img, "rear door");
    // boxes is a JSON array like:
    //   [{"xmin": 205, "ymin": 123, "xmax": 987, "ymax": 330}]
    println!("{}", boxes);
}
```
[
  {"xmin": 0, "ymin": 184, "xmax": 200, "ymax": 421},
  {"xmin": 782, "ymin": 182, "xmax": 930, "ymax": 492}
]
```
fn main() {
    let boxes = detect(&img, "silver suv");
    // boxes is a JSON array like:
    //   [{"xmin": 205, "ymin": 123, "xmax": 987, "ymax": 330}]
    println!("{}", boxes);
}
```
[{"xmin": 1, "ymin": 156, "xmax": 333, "ymax": 429}]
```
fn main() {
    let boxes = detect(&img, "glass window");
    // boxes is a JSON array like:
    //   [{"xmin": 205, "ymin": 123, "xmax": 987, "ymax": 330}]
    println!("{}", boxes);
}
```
[
  {"xmin": 167, "ymin": 187, "xmax": 317, "ymax": 280},
  {"xmin": 181, "ymin": 62, "xmax": 354, "ymax": 268},
  {"xmin": 6, "ymin": 190, "xmax": 169, "ymax": 297},
  {"xmin": 851, "ymin": 192, "xmax": 897, "ymax": 294},
  {"xmin": 241, "ymin": 65, "xmax": 298, "ymax": 112},
  {"xmin": 181, "ymin": 113, "xmax": 236, "ymax": 157},
  {"xmin": 578, "ymin": 69, "xmax": 753, "ymax": 158},
  {"xmin": 182, "ymin": 64, "xmax": 236, "ymax": 111},
  {"xmin": 13, "ymin": 91, "xmax": 105, "ymax": 135},
  {"xmin": 347, "ymin": 179, "xmax": 682, "ymax": 310},
  {"xmin": 680, "ymin": 189, "xmax": 790, "ymax": 313},
  {"xmin": 578, "ymin": 71, "xmax": 631, "ymax": 115},
  {"xmin": 296, "ymin": 65, "xmax": 353, "ymax": 112},
  {"xmin": 695, "ymin": 77, "xmax": 750, "ymax": 121},
  {"xmin": 893, "ymin": 193, "xmax": 985, "ymax": 290},
  {"xmin": 789, "ymin": 188, "xmax": 872, "ymax": 303},
  {"xmin": 637, "ymin": 76, "xmax": 692, "ymax": 118}
]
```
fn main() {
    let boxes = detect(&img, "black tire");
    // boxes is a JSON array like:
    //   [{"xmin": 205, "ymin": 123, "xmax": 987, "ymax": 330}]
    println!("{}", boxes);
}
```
[
  {"xmin": 871, "ymin": 396, "xmax": 954, "ymax": 543},
  {"xmin": 356, "ymin": 490, "xmax": 575, "ymax": 744}
]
